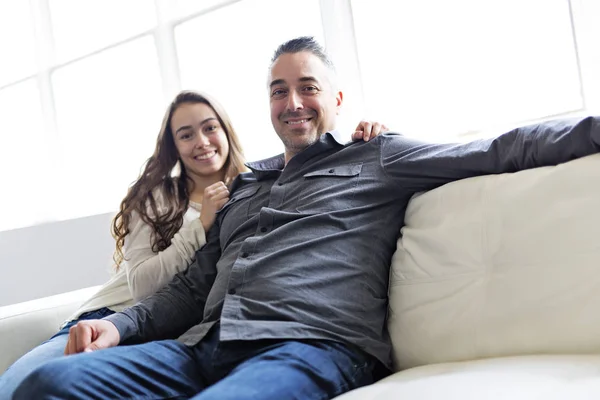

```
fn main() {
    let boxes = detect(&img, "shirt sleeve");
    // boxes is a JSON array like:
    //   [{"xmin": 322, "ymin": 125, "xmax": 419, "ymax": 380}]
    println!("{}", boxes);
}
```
[
  {"xmin": 105, "ymin": 223, "xmax": 221, "ymax": 343},
  {"xmin": 124, "ymin": 208, "xmax": 206, "ymax": 302},
  {"xmin": 380, "ymin": 116, "xmax": 600, "ymax": 193}
]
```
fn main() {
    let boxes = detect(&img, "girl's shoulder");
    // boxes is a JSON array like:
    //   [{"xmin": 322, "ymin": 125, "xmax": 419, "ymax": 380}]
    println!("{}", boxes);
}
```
[{"xmin": 146, "ymin": 178, "xmax": 185, "ymax": 213}]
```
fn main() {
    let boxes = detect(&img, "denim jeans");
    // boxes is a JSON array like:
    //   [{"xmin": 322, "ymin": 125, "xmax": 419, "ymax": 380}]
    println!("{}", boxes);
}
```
[
  {"xmin": 14, "ymin": 324, "xmax": 377, "ymax": 400},
  {"xmin": 0, "ymin": 307, "xmax": 114, "ymax": 400}
]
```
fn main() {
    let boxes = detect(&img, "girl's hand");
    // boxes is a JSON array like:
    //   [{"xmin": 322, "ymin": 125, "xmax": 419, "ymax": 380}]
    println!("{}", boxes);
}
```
[
  {"xmin": 199, "ymin": 181, "xmax": 230, "ymax": 232},
  {"xmin": 351, "ymin": 120, "xmax": 389, "ymax": 142}
]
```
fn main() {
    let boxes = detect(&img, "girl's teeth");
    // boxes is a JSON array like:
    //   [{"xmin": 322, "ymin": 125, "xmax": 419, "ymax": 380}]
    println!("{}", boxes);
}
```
[{"xmin": 196, "ymin": 151, "xmax": 215, "ymax": 160}]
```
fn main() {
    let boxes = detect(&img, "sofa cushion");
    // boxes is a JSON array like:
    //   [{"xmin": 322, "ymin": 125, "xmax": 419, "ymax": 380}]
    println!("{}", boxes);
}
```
[
  {"xmin": 334, "ymin": 355, "xmax": 600, "ymax": 399},
  {"xmin": 388, "ymin": 154, "xmax": 600, "ymax": 370},
  {"xmin": 0, "ymin": 286, "xmax": 99, "ymax": 374}
]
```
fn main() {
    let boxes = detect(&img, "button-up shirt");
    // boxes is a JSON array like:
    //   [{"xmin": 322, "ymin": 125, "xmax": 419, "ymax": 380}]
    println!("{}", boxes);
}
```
[{"xmin": 107, "ymin": 117, "xmax": 600, "ymax": 368}]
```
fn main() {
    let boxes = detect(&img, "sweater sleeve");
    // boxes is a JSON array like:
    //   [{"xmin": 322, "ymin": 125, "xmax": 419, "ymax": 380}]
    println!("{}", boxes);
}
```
[{"xmin": 124, "ymin": 208, "xmax": 206, "ymax": 302}]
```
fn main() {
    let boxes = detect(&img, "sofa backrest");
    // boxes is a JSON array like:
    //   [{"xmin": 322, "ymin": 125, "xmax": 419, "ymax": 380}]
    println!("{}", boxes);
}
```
[{"xmin": 388, "ymin": 154, "xmax": 600, "ymax": 371}]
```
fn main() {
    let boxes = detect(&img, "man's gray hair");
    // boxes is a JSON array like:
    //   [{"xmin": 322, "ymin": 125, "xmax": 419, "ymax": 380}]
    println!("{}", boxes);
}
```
[{"xmin": 270, "ymin": 36, "xmax": 336, "ymax": 71}]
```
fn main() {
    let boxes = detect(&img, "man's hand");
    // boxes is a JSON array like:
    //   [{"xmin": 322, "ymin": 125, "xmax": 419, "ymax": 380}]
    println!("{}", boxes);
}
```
[
  {"xmin": 351, "ymin": 120, "xmax": 389, "ymax": 142},
  {"xmin": 199, "ymin": 181, "xmax": 230, "ymax": 232},
  {"xmin": 64, "ymin": 319, "xmax": 120, "ymax": 355}
]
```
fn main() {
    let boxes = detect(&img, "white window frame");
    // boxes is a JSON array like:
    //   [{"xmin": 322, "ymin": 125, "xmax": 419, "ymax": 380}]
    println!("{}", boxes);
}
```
[{"xmin": 0, "ymin": 0, "xmax": 598, "ymax": 229}]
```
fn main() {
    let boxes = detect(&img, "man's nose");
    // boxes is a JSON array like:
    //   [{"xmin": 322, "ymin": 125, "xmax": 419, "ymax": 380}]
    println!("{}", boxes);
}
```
[{"xmin": 286, "ymin": 91, "xmax": 303, "ymax": 111}]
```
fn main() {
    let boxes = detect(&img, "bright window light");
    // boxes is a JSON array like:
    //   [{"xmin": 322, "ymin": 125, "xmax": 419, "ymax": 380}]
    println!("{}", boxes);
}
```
[
  {"xmin": 0, "ymin": 1, "xmax": 36, "ymax": 86},
  {"xmin": 49, "ymin": 0, "xmax": 156, "ymax": 63},
  {"xmin": 52, "ymin": 36, "xmax": 164, "ymax": 220},
  {"xmin": 351, "ymin": 0, "xmax": 583, "ymax": 141},
  {"xmin": 0, "ymin": 80, "xmax": 48, "ymax": 231},
  {"xmin": 171, "ymin": 0, "xmax": 235, "ymax": 19}
]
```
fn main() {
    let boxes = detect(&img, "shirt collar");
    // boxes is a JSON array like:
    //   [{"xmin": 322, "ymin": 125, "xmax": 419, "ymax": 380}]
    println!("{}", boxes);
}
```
[
  {"xmin": 326, "ymin": 129, "xmax": 348, "ymax": 146},
  {"xmin": 245, "ymin": 130, "xmax": 347, "ymax": 180}
]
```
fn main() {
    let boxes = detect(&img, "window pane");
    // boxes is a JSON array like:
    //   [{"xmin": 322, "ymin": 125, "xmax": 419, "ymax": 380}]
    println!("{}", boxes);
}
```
[
  {"xmin": 52, "ymin": 37, "xmax": 164, "ymax": 220},
  {"xmin": 176, "ymin": 0, "xmax": 324, "ymax": 161},
  {"xmin": 577, "ymin": 0, "xmax": 600, "ymax": 113},
  {"xmin": 0, "ymin": 81, "xmax": 49, "ymax": 231},
  {"xmin": 0, "ymin": 1, "xmax": 36, "ymax": 86},
  {"xmin": 351, "ymin": 0, "xmax": 583, "ymax": 140},
  {"xmin": 49, "ymin": 0, "xmax": 156, "ymax": 63},
  {"xmin": 171, "ymin": 0, "xmax": 233, "ymax": 19}
]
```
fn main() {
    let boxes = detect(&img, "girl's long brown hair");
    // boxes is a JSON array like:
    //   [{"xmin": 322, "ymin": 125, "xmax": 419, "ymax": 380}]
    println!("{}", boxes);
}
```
[{"xmin": 111, "ymin": 90, "xmax": 246, "ymax": 269}]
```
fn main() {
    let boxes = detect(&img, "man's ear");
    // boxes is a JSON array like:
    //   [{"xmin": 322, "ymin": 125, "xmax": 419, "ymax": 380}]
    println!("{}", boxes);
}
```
[{"xmin": 336, "ymin": 91, "xmax": 343, "ymax": 114}]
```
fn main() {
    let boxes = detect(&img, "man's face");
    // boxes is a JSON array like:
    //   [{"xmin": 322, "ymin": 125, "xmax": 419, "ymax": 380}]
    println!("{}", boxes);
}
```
[{"xmin": 268, "ymin": 51, "xmax": 343, "ymax": 162}]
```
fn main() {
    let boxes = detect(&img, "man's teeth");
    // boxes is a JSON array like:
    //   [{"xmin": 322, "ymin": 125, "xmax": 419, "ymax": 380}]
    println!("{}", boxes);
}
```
[
  {"xmin": 287, "ymin": 119, "xmax": 308, "ymax": 125},
  {"xmin": 195, "ymin": 151, "xmax": 216, "ymax": 160}
]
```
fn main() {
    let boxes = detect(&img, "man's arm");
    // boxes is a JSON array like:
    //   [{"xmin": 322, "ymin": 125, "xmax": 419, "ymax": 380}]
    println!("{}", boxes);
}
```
[
  {"xmin": 381, "ymin": 116, "xmax": 600, "ymax": 192},
  {"xmin": 104, "ymin": 223, "xmax": 222, "ymax": 344}
]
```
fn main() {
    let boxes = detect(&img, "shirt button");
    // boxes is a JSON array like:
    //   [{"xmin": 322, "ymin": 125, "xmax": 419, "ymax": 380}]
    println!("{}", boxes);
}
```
[
  {"xmin": 228, "ymin": 288, "xmax": 236, "ymax": 295},
  {"xmin": 241, "ymin": 252, "xmax": 249, "ymax": 258},
  {"xmin": 260, "ymin": 227, "xmax": 267, "ymax": 233}
]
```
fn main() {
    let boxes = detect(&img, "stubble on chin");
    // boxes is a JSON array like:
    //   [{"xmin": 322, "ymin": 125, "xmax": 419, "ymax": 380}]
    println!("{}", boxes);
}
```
[{"xmin": 282, "ymin": 132, "xmax": 321, "ymax": 156}]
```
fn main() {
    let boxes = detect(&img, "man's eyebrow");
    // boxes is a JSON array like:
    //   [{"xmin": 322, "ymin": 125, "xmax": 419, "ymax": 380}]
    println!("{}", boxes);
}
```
[
  {"xmin": 269, "ymin": 79, "xmax": 286, "ymax": 88},
  {"xmin": 299, "ymin": 76, "xmax": 319, "ymax": 83},
  {"xmin": 174, "ymin": 117, "xmax": 217, "ymax": 135},
  {"xmin": 269, "ymin": 76, "xmax": 319, "ymax": 88}
]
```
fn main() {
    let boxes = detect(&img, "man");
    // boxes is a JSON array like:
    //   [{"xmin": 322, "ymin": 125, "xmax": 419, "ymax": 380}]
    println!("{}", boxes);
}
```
[{"xmin": 15, "ymin": 37, "xmax": 600, "ymax": 399}]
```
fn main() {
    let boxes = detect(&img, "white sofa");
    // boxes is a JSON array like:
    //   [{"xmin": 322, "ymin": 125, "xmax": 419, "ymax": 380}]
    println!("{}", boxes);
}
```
[
  {"xmin": 0, "ymin": 286, "xmax": 101, "ymax": 375},
  {"xmin": 2, "ymin": 154, "xmax": 600, "ymax": 399}
]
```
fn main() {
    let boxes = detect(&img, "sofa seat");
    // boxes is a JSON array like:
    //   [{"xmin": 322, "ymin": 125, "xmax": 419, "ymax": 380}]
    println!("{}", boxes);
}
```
[
  {"xmin": 0, "ymin": 286, "xmax": 100, "ymax": 374},
  {"xmin": 337, "ymin": 355, "xmax": 600, "ymax": 399}
]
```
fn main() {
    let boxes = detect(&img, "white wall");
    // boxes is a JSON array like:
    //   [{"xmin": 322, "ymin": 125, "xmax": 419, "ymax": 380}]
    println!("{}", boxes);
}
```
[{"xmin": 0, "ymin": 212, "xmax": 115, "ymax": 306}]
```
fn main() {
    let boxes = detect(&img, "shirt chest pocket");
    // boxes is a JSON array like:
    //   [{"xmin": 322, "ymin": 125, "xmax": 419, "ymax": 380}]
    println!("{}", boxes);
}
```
[
  {"xmin": 216, "ymin": 184, "xmax": 261, "ymax": 223},
  {"xmin": 295, "ymin": 163, "xmax": 363, "ymax": 214}
]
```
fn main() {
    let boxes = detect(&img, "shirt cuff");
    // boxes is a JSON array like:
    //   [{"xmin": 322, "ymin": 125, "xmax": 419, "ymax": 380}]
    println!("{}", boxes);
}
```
[{"xmin": 103, "ymin": 312, "xmax": 138, "ymax": 343}]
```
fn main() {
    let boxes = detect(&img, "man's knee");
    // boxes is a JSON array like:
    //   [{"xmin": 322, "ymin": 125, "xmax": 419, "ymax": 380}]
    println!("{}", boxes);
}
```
[{"xmin": 12, "ymin": 356, "xmax": 85, "ymax": 399}]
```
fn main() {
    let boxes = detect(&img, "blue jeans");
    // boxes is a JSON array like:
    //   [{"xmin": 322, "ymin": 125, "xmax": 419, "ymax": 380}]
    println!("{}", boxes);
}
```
[
  {"xmin": 0, "ymin": 307, "xmax": 114, "ymax": 400},
  {"xmin": 13, "ymin": 324, "xmax": 377, "ymax": 400}
]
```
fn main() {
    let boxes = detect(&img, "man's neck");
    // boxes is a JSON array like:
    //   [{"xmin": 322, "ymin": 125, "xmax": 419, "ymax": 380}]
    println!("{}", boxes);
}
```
[
  {"xmin": 284, "ymin": 151, "xmax": 296, "ymax": 166},
  {"xmin": 283, "ymin": 130, "xmax": 343, "ymax": 165}
]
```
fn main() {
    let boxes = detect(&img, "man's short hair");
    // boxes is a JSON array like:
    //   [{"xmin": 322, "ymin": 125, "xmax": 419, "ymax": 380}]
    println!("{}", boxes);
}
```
[{"xmin": 271, "ymin": 36, "xmax": 335, "ymax": 71}]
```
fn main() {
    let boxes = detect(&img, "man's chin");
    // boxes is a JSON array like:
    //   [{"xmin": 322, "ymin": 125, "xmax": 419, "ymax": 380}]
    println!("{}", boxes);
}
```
[
  {"xmin": 295, "ymin": 134, "xmax": 320, "ymax": 147},
  {"xmin": 282, "ymin": 136, "xmax": 318, "ymax": 154}
]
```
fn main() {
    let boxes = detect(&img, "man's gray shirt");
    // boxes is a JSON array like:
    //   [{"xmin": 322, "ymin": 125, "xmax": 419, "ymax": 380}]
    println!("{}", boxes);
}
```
[{"xmin": 106, "ymin": 117, "xmax": 600, "ymax": 368}]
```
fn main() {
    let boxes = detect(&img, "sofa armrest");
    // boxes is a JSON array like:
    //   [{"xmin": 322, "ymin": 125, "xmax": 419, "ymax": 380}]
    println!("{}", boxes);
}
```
[{"xmin": 0, "ymin": 286, "xmax": 100, "ymax": 374}]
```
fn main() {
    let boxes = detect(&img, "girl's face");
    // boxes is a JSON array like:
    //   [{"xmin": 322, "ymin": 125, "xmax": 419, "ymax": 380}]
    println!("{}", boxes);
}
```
[{"xmin": 171, "ymin": 102, "xmax": 230, "ymax": 181}]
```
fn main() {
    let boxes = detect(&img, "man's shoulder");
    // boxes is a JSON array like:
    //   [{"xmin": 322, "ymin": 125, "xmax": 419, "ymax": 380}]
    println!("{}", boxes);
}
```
[
  {"xmin": 228, "ymin": 172, "xmax": 259, "ymax": 195},
  {"xmin": 238, "ymin": 171, "xmax": 258, "ymax": 181},
  {"xmin": 344, "ymin": 132, "xmax": 404, "ymax": 146},
  {"xmin": 340, "ymin": 132, "xmax": 405, "ymax": 153}
]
